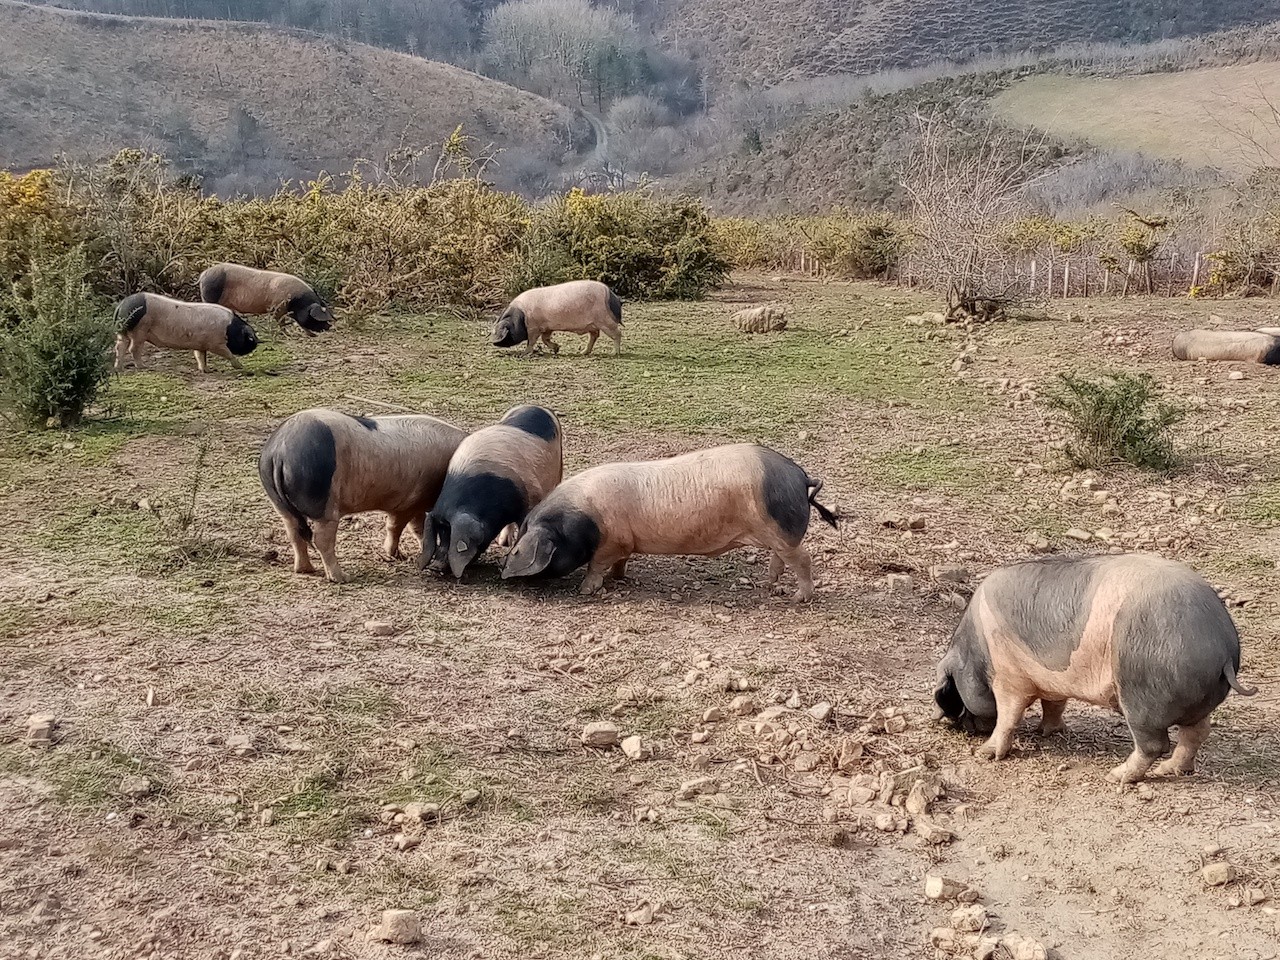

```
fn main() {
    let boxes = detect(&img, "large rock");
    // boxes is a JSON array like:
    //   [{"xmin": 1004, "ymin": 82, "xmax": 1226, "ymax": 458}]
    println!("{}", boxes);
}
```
[
  {"xmin": 581, "ymin": 721, "xmax": 620, "ymax": 748},
  {"xmin": 373, "ymin": 909, "xmax": 421, "ymax": 944}
]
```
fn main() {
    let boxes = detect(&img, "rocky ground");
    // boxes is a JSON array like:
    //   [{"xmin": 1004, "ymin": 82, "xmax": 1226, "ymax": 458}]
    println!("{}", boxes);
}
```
[{"xmin": 0, "ymin": 278, "xmax": 1277, "ymax": 960}]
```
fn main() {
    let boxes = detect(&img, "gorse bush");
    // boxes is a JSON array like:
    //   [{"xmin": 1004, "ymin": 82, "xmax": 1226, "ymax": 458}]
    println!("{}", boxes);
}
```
[
  {"xmin": 1044, "ymin": 372, "xmax": 1184, "ymax": 470},
  {"xmin": 709, "ymin": 213, "xmax": 910, "ymax": 277},
  {"xmin": 0, "ymin": 245, "xmax": 114, "ymax": 430},
  {"xmin": 512, "ymin": 189, "xmax": 728, "ymax": 300}
]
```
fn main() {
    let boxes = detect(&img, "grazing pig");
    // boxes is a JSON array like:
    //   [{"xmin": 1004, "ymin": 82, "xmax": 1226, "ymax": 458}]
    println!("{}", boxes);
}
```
[
  {"xmin": 501, "ymin": 444, "xmax": 838, "ymax": 600},
  {"xmin": 421, "ymin": 404, "xmax": 563, "ymax": 578},
  {"xmin": 932, "ymin": 554, "xmax": 1257, "ymax": 783},
  {"xmin": 732, "ymin": 304, "xmax": 787, "ymax": 333},
  {"xmin": 114, "ymin": 292, "xmax": 258, "ymax": 373},
  {"xmin": 491, "ymin": 280, "xmax": 623, "ymax": 356},
  {"xmin": 199, "ymin": 262, "xmax": 335, "ymax": 336},
  {"xmin": 258, "ymin": 409, "xmax": 466, "ymax": 583},
  {"xmin": 1171, "ymin": 329, "xmax": 1280, "ymax": 364}
]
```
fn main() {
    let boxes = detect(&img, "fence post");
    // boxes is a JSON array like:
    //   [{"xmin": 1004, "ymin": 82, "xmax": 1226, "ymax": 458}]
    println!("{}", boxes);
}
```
[{"xmin": 1190, "ymin": 252, "xmax": 1201, "ymax": 294}]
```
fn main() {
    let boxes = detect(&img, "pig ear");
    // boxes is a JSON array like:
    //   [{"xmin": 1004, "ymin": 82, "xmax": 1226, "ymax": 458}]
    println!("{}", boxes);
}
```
[
  {"xmin": 504, "ymin": 536, "xmax": 555, "ymax": 578},
  {"xmin": 933, "ymin": 672, "xmax": 964, "ymax": 721}
]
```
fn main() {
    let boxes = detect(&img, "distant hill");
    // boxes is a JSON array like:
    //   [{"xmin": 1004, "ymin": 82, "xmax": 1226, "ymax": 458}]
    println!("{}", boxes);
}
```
[
  {"xmin": 0, "ymin": 1, "xmax": 585, "ymax": 194},
  {"xmin": 648, "ymin": 0, "xmax": 1280, "ymax": 88}
]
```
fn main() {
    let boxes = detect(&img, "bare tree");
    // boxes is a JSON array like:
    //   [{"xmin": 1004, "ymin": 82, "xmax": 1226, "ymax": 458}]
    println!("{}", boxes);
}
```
[{"xmin": 902, "ymin": 116, "xmax": 1048, "ymax": 321}]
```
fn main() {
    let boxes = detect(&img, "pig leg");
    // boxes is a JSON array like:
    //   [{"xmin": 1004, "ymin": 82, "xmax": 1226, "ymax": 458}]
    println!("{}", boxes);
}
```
[
  {"xmin": 767, "ymin": 553, "xmax": 785, "ymax": 586},
  {"xmin": 779, "ymin": 544, "xmax": 815, "ymax": 601},
  {"xmin": 976, "ymin": 680, "xmax": 1035, "ymax": 760},
  {"xmin": 212, "ymin": 345, "xmax": 243, "ymax": 370},
  {"xmin": 114, "ymin": 337, "xmax": 130, "ymax": 371},
  {"xmin": 278, "ymin": 512, "xmax": 315, "ymax": 575},
  {"xmin": 383, "ymin": 514, "xmax": 410, "ymax": 560},
  {"xmin": 407, "ymin": 516, "xmax": 426, "ymax": 547},
  {"xmin": 496, "ymin": 523, "xmax": 519, "ymax": 548},
  {"xmin": 583, "ymin": 331, "xmax": 599, "ymax": 356},
  {"xmin": 194, "ymin": 350, "xmax": 208, "ymax": 373},
  {"xmin": 1150, "ymin": 718, "xmax": 1211, "ymax": 777},
  {"xmin": 130, "ymin": 339, "xmax": 145, "ymax": 368},
  {"xmin": 609, "ymin": 558, "xmax": 628, "ymax": 580},
  {"xmin": 1108, "ymin": 722, "xmax": 1170, "ymax": 785},
  {"xmin": 540, "ymin": 332, "xmax": 560, "ymax": 355},
  {"xmin": 312, "ymin": 520, "xmax": 348, "ymax": 583},
  {"xmin": 608, "ymin": 323, "xmax": 623, "ymax": 355},
  {"xmin": 580, "ymin": 547, "xmax": 628, "ymax": 595},
  {"xmin": 1038, "ymin": 699, "xmax": 1068, "ymax": 736}
]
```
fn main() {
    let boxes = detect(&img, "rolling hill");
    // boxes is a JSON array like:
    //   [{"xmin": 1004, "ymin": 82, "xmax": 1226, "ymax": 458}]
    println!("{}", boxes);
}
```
[{"xmin": 0, "ymin": 1, "xmax": 585, "ymax": 193}]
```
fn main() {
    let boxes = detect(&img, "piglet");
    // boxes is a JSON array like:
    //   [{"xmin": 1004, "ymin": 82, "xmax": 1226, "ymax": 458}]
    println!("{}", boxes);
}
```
[
  {"xmin": 933, "ymin": 554, "xmax": 1257, "ymax": 783},
  {"xmin": 501, "ymin": 443, "xmax": 838, "ymax": 600}
]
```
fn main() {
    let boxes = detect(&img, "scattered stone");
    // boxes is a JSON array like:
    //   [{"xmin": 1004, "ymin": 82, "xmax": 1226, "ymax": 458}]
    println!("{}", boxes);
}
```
[
  {"xmin": 621, "ymin": 736, "xmax": 646, "ymax": 760},
  {"xmin": 702, "ymin": 707, "xmax": 725, "ymax": 723},
  {"xmin": 678, "ymin": 777, "xmax": 719, "ymax": 800},
  {"xmin": 974, "ymin": 937, "xmax": 1002, "ymax": 960},
  {"xmin": 784, "ymin": 690, "xmax": 802, "ymax": 709},
  {"xmin": 951, "ymin": 905, "xmax": 988, "ymax": 933},
  {"xmin": 1229, "ymin": 370, "xmax": 1246, "ymax": 380},
  {"xmin": 1025, "ymin": 532, "xmax": 1051, "ymax": 553},
  {"xmin": 924, "ymin": 874, "xmax": 970, "ymax": 901},
  {"xmin": 581, "ymin": 721, "xmax": 620, "ymax": 748},
  {"xmin": 226, "ymin": 734, "xmax": 257, "ymax": 758},
  {"xmin": 1202, "ymin": 862, "xmax": 1238, "ymax": 886},
  {"xmin": 873, "ymin": 813, "xmax": 908, "ymax": 833},
  {"xmin": 1065, "ymin": 528, "xmax": 1092, "ymax": 542},
  {"xmin": 624, "ymin": 902, "xmax": 655, "ymax": 926},
  {"xmin": 929, "ymin": 928, "xmax": 956, "ymax": 951},
  {"xmin": 905, "ymin": 781, "xmax": 931, "ymax": 816},
  {"xmin": 365, "ymin": 620, "xmax": 395, "ymax": 637},
  {"xmin": 884, "ymin": 715, "xmax": 908, "ymax": 734},
  {"xmin": 907, "ymin": 515, "xmax": 927, "ymax": 530},
  {"xmin": 259, "ymin": 808, "xmax": 275, "ymax": 826},
  {"xmin": 690, "ymin": 730, "xmax": 711, "ymax": 744},
  {"xmin": 931, "ymin": 564, "xmax": 972, "ymax": 584},
  {"xmin": 393, "ymin": 834, "xmax": 421, "ymax": 852},
  {"xmin": 459, "ymin": 788, "xmax": 481, "ymax": 806},
  {"xmin": 304, "ymin": 940, "xmax": 333, "ymax": 955},
  {"xmin": 372, "ymin": 909, "xmax": 421, "ymax": 944},
  {"xmin": 119, "ymin": 775, "xmax": 153, "ymax": 800},
  {"xmin": 822, "ymin": 827, "xmax": 851, "ymax": 848},
  {"xmin": 884, "ymin": 573, "xmax": 914, "ymax": 595},
  {"xmin": 806, "ymin": 701, "xmax": 833, "ymax": 722},
  {"xmin": 793, "ymin": 751, "xmax": 819, "ymax": 772},
  {"xmin": 26, "ymin": 713, "xmax": 56, "ymax": 749},
  {"xmin": 914, "ymin": 818, "xmax": 954, "ymax": 845},
  {"xmin": 1001, "ymin": 933, "xmax": 1048, "ymax": 960},
  {"xmin": 1202, "ymin": 843, "xmax": 1223, "ymax": 858},
  {"xmin": 1245, "ymin": 888, "xmax": 1267, "ymax": 906}
]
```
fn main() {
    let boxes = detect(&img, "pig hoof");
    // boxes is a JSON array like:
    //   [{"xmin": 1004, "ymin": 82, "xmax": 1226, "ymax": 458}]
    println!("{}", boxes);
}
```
[
  {"xmin": 975, "ymin": 743, "xmax": 1007, "ymax": 761},
  {"xmin": 324, "ymin": 570, "xmax": 350, "ymax": 584},
  {"xmin": 1106, "ymin": 764, "xmax": 1146, "ymax": 785},
  {"xmin": 1037, "ymin": 723, "xmax": 1065, "ymax": 737},
  {"xmin": 793, "ymin": 588, "xmax": 814, "ymax": 602},
  {"xmin": 1150, "ymin": 759, "xmax": 1193, "ymax": 778}
]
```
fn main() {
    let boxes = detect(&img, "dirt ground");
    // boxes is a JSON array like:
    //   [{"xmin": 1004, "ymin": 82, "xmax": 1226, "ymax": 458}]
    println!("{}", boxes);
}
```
[{"xmin": 1, "ymin": 277, "xmax": 1277, "ymax": 960}]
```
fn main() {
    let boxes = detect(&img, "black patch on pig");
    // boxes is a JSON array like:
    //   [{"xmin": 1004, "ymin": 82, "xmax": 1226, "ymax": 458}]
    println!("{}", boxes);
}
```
[
  {"xmin": 606, "ymin": 288, "xmax": 623, "ymax": 324},
  {"xmin": 115, "ymin": 293, "xmax": 148, "ymax": 333},
  {"xmin": 502, "ymin": 405, "xmax": 558, "ymax": 441},
  {"xmin": 1263, "ymin": 337, "xmax": 1280, "ymax": 365},
  {"xmin": 198, "ymin": 266, "xmax": 226, "ymax": 304},
  {"xmin": 492, "ymin": 306, "xmax": 527, "ymax": 347},
  {"xmin": 348, "ymin": 415, "xmax": 379, "ymax": 431},
  {"xmin": 542, "ymin": 505, "xmax": 602, "ymax": 577},
  {"xmin": 265, "ymin": 416, "xmax": 336, "ymax": 522},
  {"xmin": 759, "ymin": 449, "xmax": 809, "ymax": 543},
  {"xmin": 226, "ymin": 315, "xmax": 259, "ymax": 356},
  {"xmin": 432, "ymin": 471, "xmax": 526, "ymax": 555},
  {"xmin": 1112, "ymin": 579, "xmax": 1238, "ymax": 731},
  {"xmin": 985, "ymin": 557, "xmax": 1102, "ymax": 672},
  {"xmin": 289, "ymin": 293, "xmax": 333, "ymax": 335},
  {"xmin": 937, "ymin": 610, "xmax": 997, "ymax": 729}
]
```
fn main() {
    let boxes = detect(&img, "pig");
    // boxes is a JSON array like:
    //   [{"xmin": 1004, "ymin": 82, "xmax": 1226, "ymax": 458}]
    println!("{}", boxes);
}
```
[
  {"xmin": 501, "ymin": 443, "xmax": 838, "ymax": 600},
  {"xmin": 114, "ymin": 292, "xmax": 258, "ymax": 372},
  {"xmin": 932, "ymin": 554, "xmax": 1257, "ymax": 784},
  {"xmin": 199, "ymin": 262, "xmax": 335, "ymax": 336},
  {"xmin": 258, "ymin": 408, "xmax": 466, "ymax": 582},
  {"xmin": 732, "ymin": 304, "xmax": 787, "ymax": 333},
  {"xmin": 420, "ymin": 404, "xmax": 563, "ymax": 578},
  {"xmin": 491, "ymin": 280, "xmax": 623, "ymax": 356},
  {"xmin": 1171, "ymin": 329, "xmax": 1280, "ymax": 364}
]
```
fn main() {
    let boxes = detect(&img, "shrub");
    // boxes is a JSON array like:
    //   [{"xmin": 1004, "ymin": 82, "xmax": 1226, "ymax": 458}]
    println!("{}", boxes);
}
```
[
  {"xmin": 0, "ymin": 245, "xmax": 114, "ymax": 429},
  {"xmin": 802, "ymin": 213, "xmax": 909, "ymax": 278},
  {"xmin": 512, "ymin": 189, "xmax": 729, "ymax": 300},
  {"xmin": 1044, "ymin": 372, "xmax": 1184, "ymax": 470}
]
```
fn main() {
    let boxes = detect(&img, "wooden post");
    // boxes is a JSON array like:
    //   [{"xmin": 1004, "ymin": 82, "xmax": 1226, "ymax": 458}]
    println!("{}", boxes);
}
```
[
  {"xmin": 1030, "ymin": 258, "xmax": 1037, "ymax": 295},
  {"xmin": 1123, "ymin": 259, "xmax": 1134, "ymax": 297},
  {"xmin": 1190, "ymin": 252, "xmax": 1201, "ymax": 294},
  {"xmin": 1062, "ymin": 260, "xmax": 1070, "ymax": 298}
]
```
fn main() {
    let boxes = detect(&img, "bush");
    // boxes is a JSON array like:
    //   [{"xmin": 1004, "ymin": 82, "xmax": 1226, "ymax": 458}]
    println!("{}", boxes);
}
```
[
  {"xmin": 0, "ymin": 245, "xmax": 114, "ymax": 429},
  {"xmin": 512, "ymin": 189, "xmax": 729, "ymax": 300},
  {"xmin": 1044, "ymin": 372, "xmax": 1184, "ymax": 470}
]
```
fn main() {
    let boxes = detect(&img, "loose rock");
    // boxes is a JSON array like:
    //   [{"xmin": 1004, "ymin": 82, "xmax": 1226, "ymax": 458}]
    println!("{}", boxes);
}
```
[
  {"xmin": 924, "ymin": 874, "xmax": 970, "ymax": 901},
  {"xmin": 729, "ymin": 695, "xmax": 757, "ymax": 716},
  {"xmin": 373, "ymin": 909, "xmax": 421, "ymax": 944},
  {"xmin": 914, "ymin": 818, "xmax": 954, "ymax": 845},
  {"xmin": 951, "ymin": 905, "xmax": 988, "ymax": 933},
  {"xmin": 581, "ymin": 721, "xmax": 620, "ymax": 748},
  {"xmin": 884, "ymin": 573, "xmax": 913, "ymax": 595},
  {"xmin": 365, "ymin": 620, "xmax": 395, "ymax": 637},
  {"xmin": 624, "ymin": 902, "xmax": 655, "ymax": 926},
  {"xmin": 678, "ymin": 777, "xmax": 719, "ymax": 800},
  {"xmin": 931, "ymin": 564, "xmax": 971, "ymax": 584},
  {"xmin": 807, "ymin": 701, "xmax": 833, "ymax": 722},
  {"xmin": 621, "ymin": 736, "xmax": 646, "ymax": 760},
  {"xmin": 119, "ymin": 775, "xmax": 153, "ymax": 799},
  {"xmin": 1001, "ymin": 933, "xmax": 1048, "ymax": 960},
  {"xmin": 26, "ymin": 713, "xmax": 56, "ymax": 749},
  {"xmin": 1202, "ymin": 862, "xmax": 1238, "ymax": 886}
]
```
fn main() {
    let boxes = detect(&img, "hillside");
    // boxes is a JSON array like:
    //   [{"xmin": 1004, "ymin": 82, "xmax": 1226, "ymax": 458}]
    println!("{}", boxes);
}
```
[
  {"xmin": 0, "ymin": 1, "xmax": 584, "ymax": 193},
  {"xmin": 993, "ymin": 63, "xmax": 1280, "ymax": 176},
  {"xmin": 649, "ymin": 0, "xmax": 1280, "ymax": 88}
]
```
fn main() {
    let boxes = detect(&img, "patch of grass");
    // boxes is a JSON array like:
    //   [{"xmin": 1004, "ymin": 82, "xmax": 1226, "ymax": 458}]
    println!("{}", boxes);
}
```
[
  {"xmin": 864, "ymin": 444, "xmax": 996, "ymax": 491},
  {"xmin": 1044, "ymin": 372, "xmax": 1183, "ymax": 471},
  {"xmin": 33, "ymin": 743, "xmax": 166, "ymax": 809}
]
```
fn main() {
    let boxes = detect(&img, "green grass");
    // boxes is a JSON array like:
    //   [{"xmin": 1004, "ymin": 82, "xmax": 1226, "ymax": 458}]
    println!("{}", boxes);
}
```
[{"xmin": 863, "ymin": 445, "xmax": 998, "ymax": 492}]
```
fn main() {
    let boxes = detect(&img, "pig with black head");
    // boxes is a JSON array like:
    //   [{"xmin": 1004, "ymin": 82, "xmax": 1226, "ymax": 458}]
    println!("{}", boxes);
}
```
[
  {"xmin": 501, "ymin": 443, "xmax": 838, "ymax": 600},
  {"xmin": 421, "ymin": 404, "xmax": 563, "ymax": 579},
  {"xmin": 933, "ymin": 554, "xmax": 1256, "ymax": 783}
]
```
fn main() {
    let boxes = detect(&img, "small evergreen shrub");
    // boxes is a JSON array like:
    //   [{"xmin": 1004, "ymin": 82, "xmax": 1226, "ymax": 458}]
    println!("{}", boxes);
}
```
[
  {"xmin": 1044, "ymin": 372, "xmax": 1184, "ymax": 470},
  {"xmin": 0, "ymin": 245, "xmax": 114, "ymax": 429}
]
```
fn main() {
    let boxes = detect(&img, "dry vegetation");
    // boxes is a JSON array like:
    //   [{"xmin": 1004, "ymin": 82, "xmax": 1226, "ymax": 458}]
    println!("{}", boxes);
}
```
[
  {"xmin": 0, "ymin": 0, "xmax": 581, "ymax": 194},
  {"xmin": 1, "ymin": 278, "xmax": 1278, "ymax": 959}
]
